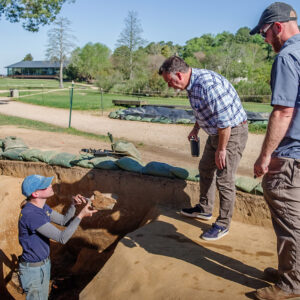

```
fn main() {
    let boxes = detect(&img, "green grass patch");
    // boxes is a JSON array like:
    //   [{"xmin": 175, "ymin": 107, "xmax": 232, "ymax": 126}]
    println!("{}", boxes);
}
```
[
  {"xmin": 242, "ymin": 102, "xmax": 272, "ymax": 113},
  {"xmin": 248, "ymin": 123, "xmax": 267, "ymax": 134},
  {"xmin": 0, "ymin": 78, "xmax": 74, "ymax": 90},
  {"xmin": 15, "ymin": 88, "xmax": 272, "ymax": 114},
  {"xmin": 0, "ymin": 113, "xmax": 109, "ymax": 142},
  {"xmin": 15, "ymin": 90, "xmax": 190, "ymax": 110}
]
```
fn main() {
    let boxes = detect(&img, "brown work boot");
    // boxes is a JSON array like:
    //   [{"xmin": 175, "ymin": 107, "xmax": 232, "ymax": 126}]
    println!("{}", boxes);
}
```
[
  {"xmin": 264, "ymin": 267, "xmax": 281, "ymax": 283},
  {"xmin": 254, "ymin": 285, "xmax": 300, "ymax": 300}
]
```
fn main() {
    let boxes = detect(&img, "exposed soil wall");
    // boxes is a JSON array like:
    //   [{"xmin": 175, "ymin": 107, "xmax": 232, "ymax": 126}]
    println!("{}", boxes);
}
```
[{"xmin": 0, "ymin": 160, "xmax": 271, "ymax": 298}]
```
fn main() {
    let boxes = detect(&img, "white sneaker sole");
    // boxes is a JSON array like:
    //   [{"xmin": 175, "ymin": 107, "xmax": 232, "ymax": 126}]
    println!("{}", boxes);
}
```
[
  {"xmin": 180, "ymin": 210, "xmax": 212, "ymax": 220},
  {"xmin": 201, "ymin": 230, "xmax": 229, "ymax": 241}
]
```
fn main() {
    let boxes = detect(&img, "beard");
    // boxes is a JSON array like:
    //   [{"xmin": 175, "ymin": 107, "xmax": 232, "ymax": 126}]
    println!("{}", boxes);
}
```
[{"xmin": 271, "ymin": 30, "xmax": 283, "ymax": 53}]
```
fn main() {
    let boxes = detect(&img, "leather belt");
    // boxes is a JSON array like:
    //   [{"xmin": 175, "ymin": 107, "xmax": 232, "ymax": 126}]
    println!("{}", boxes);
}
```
[
  {"xmin": 232, "ymin": 120, "xmax": 247, "ymax": 128},
  {"xmin": 19, "ymin": 257, "xmax": 49, "ymax": 267}
]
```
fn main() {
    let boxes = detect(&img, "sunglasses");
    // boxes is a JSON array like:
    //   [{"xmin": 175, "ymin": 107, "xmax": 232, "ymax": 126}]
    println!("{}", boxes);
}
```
[{"xmin": 260, "ymin": 23, "xmax": 273, "ymax": 38}]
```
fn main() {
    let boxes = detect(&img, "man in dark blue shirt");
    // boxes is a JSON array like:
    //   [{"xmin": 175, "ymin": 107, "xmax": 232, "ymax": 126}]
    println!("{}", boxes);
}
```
[
  {"xmin": 18, "ymin": 174, "xmax": 97, "ymax": 299},
  {"xmin": 251, "ymin": 2, "xmax": 300, "ymax": 299}
]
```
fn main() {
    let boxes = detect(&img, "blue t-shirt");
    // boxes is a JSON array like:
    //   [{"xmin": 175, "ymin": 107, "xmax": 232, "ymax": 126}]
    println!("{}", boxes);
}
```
[
  {"xmin": 18, "ymin": 202, "xmax": 52, "ymax": 262},
  {"xmin": 271, "ymin": 34, "xmax": 300, "ymax": 159}
]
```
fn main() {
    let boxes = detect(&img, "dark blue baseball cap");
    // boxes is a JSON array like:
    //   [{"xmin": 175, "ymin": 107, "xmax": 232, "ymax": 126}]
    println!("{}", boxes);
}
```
[
  {"xmin": 22, "ymin": 175, "xmax": 54, "ymax": 197},
  {"xmin": 250, "ymin": 2, "xmax": 297, "ymax": 35}
]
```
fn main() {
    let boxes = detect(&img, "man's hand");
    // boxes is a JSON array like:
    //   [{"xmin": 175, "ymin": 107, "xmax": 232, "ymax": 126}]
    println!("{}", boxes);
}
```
[
  {"xmin": 72, "ymin": 194, "xmax": 87, "ymax": 206},
  {"xmin": 215, "ymin": 149, "xmax": 226, "ymax": 169},
  {"xmin": 77, "ymin": 202, "xmax": 97, "ymax": 219},
  {"xmin": 254, "ymin": 154, "xmax": 271, "ymax": 178},
  {"xmin": 188, "ymin": 127, "xmax": 199, "ymax": 141}
]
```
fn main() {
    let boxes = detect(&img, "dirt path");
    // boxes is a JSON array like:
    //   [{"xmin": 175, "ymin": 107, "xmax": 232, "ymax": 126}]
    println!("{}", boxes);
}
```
[{"xmin": 0, "ymin": 99, "xmax": 264, "ymax": 176}]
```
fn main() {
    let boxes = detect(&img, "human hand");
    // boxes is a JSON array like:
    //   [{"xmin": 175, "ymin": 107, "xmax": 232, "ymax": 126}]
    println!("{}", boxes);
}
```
[
  {"xmin": 188, "ymin": 127, "xmax": 199, "ymax": 141},
  {"xmin": 215, "ymin": 149, "xmax": 226, "ymax": 170},
  {"xmin": 254, "ymin": 154, "xmax": 270, "ymax": 177},
  {"xmin": 72, "ymin": 194, "xmax": 87, "ymax": 206},
  {"xmin": 77, "ymin": 202, "xmax": 97, "ymax": 219}
]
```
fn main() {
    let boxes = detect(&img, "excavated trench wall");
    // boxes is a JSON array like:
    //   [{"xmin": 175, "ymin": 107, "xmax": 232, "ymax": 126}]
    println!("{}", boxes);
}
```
[{"xmin": 0, "ymin": 160, "xmax": 271, "ymax": 297}]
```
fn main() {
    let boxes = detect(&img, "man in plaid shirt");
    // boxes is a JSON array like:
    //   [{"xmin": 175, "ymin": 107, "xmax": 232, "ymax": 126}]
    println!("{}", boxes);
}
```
[{"xmin": 159, "ymin": 56, "xmax": 248, "ymax": 241}]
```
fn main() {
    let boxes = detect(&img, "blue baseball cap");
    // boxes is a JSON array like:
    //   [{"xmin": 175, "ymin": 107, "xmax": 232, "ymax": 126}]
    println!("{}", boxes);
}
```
[{"xmin": 22, "ymin": 175, "xmax": 54, "ymax": 197}]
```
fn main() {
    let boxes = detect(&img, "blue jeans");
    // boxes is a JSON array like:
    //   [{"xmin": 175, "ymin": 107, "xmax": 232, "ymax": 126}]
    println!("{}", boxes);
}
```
[{"xmin": 19, "ymin": 259, "xmax": 51, "ymax": 300}]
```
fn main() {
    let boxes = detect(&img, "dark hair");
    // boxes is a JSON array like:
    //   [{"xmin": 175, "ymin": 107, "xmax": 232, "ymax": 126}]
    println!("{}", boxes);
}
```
[{"xmin": 158, "ymin": 56, "xmax": 190, "ymax": 75}]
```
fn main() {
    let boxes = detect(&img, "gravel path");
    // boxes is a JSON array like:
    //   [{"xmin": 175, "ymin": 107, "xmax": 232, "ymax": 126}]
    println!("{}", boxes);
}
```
[{"xmin": 0, "ymin": 99, "xmax": 265, "ymax": 176}]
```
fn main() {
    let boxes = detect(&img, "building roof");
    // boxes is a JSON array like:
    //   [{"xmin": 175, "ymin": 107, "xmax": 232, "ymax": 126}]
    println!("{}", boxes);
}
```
[{"xmin": 5, "ymin": 61, "xmax": 67, "ymax": 68}]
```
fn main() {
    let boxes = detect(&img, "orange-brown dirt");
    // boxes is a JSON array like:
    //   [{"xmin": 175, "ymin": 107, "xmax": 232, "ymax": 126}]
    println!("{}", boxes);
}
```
[{"xmin": 0, "ymin": 100, "xmax": 275, "ymax": 300}]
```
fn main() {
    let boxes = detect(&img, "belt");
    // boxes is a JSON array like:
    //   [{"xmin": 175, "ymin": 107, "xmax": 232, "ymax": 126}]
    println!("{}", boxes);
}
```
[
  {"xmin": 232, "ymin": 120, "xmax": 247, "ymax": 128},
  {"xmin": 19, "ymin": 257, "xmax": 49, "ymax": 267}
]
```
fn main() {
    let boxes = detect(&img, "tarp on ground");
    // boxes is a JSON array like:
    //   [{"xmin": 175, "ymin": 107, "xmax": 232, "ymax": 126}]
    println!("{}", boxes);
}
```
[{"xmin": 109, "ymin": 106, "xmax": 270, "ymax": 124}]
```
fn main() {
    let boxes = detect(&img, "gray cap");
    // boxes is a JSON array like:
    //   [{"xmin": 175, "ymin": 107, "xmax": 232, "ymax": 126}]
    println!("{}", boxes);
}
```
[{"xmin": 250, "ymin": 2, "xmax": 297, "ymax": 35}]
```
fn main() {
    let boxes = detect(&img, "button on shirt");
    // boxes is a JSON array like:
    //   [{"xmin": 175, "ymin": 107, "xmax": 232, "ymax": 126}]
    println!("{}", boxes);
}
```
[
  {"xmin": 271, "ymin": 34, "xmax": 300, "ymax": 159},
  {"xmin": 186, "ymin": 68, "xmax": 247, "ymax": 135},
  {"xmin": 19, "ymin": 202, "xmax": 52, "ymax": 262}
]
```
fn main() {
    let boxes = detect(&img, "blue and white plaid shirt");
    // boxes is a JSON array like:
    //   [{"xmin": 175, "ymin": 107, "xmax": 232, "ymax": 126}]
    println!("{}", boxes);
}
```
[{"xmin": 186, "ymin": 68, "xmax": 247, "ymax": 135}]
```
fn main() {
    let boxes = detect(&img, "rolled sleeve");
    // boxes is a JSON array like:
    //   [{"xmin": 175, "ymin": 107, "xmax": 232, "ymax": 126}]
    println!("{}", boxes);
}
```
[{"xmin": 272, "ymin": 56, "xmax": 299, "ymax": 108}]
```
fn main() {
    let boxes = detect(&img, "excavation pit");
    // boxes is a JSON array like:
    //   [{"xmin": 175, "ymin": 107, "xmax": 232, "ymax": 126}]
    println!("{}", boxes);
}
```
[{"xmin": 0, "ymin": 160, "xmax": 273, "ymax": 299}]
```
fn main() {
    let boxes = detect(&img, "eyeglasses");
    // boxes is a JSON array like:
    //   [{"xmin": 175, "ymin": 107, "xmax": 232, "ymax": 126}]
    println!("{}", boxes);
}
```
[{"xmin": 260, "ymin": 23, "xmax": 273, "ymax": 38}]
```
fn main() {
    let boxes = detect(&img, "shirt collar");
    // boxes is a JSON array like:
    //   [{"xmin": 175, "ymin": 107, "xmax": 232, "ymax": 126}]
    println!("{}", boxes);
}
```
[
  {"xmin": 281, "ymin": 33, "xmax": 300, "ymax": 51},
  {"xmin": 186, "ymin": 68, "xmax": 196, "ymax": 91}
]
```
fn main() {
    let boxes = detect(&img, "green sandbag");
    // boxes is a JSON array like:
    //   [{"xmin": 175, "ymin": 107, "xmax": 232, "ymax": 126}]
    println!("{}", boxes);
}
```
[
  {"xmin": 115, "ymin": 156, "xmax": 144, "ymax": 173},
  {"xmin": 176, "ymin": 118, "xmax": 192, "ymax": 124},
  {"xmin": 71, "ymin": 153, "xmax": 94, "ymax": 168},
  {"xmin": 253, "ymin": 183, "xmax": 264, "ymax": 195},
  {"xmin": 4, "ymin": 136, "xmax": 28, "ymax": 151},
  {"xmin": 171, "ymin": 167, "xmax": 200, "ymax": 182},
  {"xmin": 140, "ymin": 117, "xmax": 153, "ymax": 122},
  {"xmin": 109, "ymin": 111, "xmax": 119, "ymax": 119},
  {"xmin": 235, "ymin": 176, "xmax": 260, "ymax": 193},
  {"xmin": 75, "ymin": 159, "xmax": 94, "ymax": 168},
  {"xmin": 35, "ymin": 150, "xmax": 59, "ymax": 163},
  {"xmin": 151, "ymin": 117, "xmax": 162, "ymax": 123},
  {"xmin": 0, "ymin": 139, "xmax": 4, "ymax": 148},
  {"xmin": 90, "ymin": 156, "xmax": 119, "ymax": 170},
  {"xmin": 159, "ymin": 117, "xmax": 172, "ymax": 124},
  {"xmin": 2, "ymin": 148, "xmax": 27, "ymax": 160},
  {"xmin": 142, "ymin": 161, "xmax": 175, "ymax": 178},
  {"xmin": 49, "ymin": 152, "xmax": 77, "ymax": 168},
  {"xmin": 20, "ymin": 149, "xmax": 43, "ymax": 162},
  {"xmin": 116, "ymin": 109, "xmax": 125, "ymax": 115},
  {"xmin": 112, "ymin": 141, "xmax": 141, "ymax": 161}
]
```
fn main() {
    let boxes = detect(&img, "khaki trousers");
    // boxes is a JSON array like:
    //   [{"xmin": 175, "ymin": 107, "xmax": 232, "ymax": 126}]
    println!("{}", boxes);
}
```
[
  {"xmin": 262, "ymin": 157, "xmax": 300, "ymax": 294},
  {"xmin": 198, "ymin": 122, "xmax": 248, "ymax": 228}
]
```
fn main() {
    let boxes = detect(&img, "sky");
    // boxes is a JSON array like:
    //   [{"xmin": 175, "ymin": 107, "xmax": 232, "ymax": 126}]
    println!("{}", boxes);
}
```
[{"xmin": 1, "ymin": 0, "xmax": 300, "ymax": 74}]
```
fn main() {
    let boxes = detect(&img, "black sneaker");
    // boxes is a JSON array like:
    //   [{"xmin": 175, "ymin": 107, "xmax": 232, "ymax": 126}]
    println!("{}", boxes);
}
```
[
  {"xmin": 263, "ymin": 267, "xmax": 280, "ymax": 283},
  {"xmin": 180, "ymin": 205, "xmax": 212, "ymax": 220}
]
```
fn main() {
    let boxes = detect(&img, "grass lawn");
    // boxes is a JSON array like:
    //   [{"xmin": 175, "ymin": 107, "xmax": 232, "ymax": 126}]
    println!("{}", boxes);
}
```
[
  {"xmin": 0, "ymin": 113, "xmax": 109, "ymax": 142},
  {"xmin": 0, "ymin": 78, "xmax": 73, "ymax": 90},
  {"xmin": 14, "ymin": 87, "xmax": 272, "ymax": 113}
]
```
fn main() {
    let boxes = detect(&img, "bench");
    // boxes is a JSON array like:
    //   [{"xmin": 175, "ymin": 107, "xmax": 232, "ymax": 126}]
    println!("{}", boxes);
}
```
[
  {"xmin": 112, "ymin": 99, "xmax": 148, "ymax": 107},
  {"xmin": 143, "ymin": 104, "xmax": 191, "ymax": 110}
]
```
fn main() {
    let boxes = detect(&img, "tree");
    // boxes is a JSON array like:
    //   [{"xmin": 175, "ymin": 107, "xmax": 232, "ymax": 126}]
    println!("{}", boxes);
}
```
[
  {"xmin": 116, "ymin": 11, "xmax": 146, "ymax": 80},
  {"xmin": 23, "ymin": 53, "xmax": 33, "ymax": 61},
  {"xmin": 46, "ymin": 17, "xmax": 76, "ymax": 88},
  {"xmin": 0, "ymin": 0, "xmax": 75, "ymax": 31},
  {"xmin": 68, "ymin": 42, "xmax": 111, "ymax": 81}
]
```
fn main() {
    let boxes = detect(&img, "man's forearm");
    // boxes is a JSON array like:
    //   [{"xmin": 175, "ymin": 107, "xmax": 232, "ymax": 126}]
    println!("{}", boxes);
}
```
[
  {"xmin": 217, "ymin": 127, "xmax": 231, "ymax": 150},
  {"xmin": 260, "ymin": 106, "xmax": 294, "ymax": 157}
]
